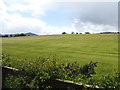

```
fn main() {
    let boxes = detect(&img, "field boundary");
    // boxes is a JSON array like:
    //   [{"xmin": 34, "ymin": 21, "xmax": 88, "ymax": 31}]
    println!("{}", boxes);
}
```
[{"xmin": 2, "ymin": 66, "xmax": 107, "ymax": 89}]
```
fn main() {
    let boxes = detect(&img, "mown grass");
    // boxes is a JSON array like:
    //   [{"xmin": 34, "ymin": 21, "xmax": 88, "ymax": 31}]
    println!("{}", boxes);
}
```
[{"xmin": 2, "ymin": 34, "xmax": 118, "ymax": 76}]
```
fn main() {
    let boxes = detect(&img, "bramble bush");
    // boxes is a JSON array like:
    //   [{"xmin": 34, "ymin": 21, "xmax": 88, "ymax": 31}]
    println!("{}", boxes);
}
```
[{"xmin": 2, "ymin": 54, "xmax": 120, "ymax": 89}]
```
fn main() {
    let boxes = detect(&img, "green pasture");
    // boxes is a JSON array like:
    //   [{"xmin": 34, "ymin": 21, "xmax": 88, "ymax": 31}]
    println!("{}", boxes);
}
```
[{"xmin": 2, "ymin": 34, "xmax": 118, "ymax": 75}]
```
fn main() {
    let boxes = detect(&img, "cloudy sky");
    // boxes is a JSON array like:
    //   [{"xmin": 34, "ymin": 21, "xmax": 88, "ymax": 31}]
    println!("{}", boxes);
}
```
[{"xmin": 0, "ymin": 0, "xmax": 118, "ymax": 35}]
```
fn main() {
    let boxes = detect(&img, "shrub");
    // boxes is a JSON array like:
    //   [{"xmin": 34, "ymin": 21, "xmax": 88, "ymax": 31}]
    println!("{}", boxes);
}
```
[
  {"xmin": 80, "ymin": 61, "xmax": 98, "ymax": 77},
  {"xmin": 85, "ymin": 72, "xmax": 120, "ymax": 89},
  {"xmin": 2, "ymin": 54, "xmax": 119, "ymax": 89}
]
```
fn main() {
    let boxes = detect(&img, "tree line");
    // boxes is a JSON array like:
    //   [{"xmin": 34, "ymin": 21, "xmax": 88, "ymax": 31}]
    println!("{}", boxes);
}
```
[
  {"xmin": 1, "ymin": 33, "xmax": 28, "ymax": 37},
  {"xmin": 62, "ymin": 32, "xmax": 88, "ymax": 34},
  {"xmin": 62, "ymin": 31, "xmax": 120, "ymax": 34}
]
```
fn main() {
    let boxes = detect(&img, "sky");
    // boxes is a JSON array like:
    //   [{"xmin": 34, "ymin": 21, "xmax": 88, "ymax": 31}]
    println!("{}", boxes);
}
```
[{"xmin": 0, "ymin": 0, "xmax": 118, "ymax": 35}]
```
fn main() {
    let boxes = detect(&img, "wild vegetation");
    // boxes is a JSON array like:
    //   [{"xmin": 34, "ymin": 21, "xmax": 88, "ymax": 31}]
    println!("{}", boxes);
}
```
[{"xmin": 2, "ymin": 54, "xmax": 120, "ymax": 89}]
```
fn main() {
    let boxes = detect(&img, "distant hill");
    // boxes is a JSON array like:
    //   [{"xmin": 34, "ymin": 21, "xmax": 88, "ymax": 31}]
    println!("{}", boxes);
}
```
[{"xmin": 25, "ymin": 32, "xmax": 37, "ymax": 36}]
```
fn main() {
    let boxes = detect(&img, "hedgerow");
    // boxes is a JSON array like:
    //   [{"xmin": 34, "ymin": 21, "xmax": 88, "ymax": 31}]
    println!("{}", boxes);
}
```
[{"xmin": 2, "ymin": 54, "xmax": 120, "ymax": 89}]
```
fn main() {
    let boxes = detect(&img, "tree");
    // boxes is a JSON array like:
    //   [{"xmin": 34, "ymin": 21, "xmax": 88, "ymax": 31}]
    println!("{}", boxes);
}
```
[
  {"xmin": 71, "ymin": 32, "xmax": 75, "ymax": 34},
  {"xmin": 10, "ymin": 35, "xmax": 12, "ymax": 37},
  {"xmin": 85, "ymin": 32, "xmax": 90, "ymax": 34},
  {"xmin": 20, "ymin": 33, "xmax": 26, "ymax": 36},
  {"xmin": 62, "ymin": 32, "xmax": 67, "ymax": 34},
  {"xmin": 3, "ymin": 35, "xmax": 8, "ymax": 37}
]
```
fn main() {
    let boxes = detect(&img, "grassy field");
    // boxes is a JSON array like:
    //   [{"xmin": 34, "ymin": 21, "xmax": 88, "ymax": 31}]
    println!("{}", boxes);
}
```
[{"xmin": 2, "ymin": 34, "xmax": 118, "ymax": 75}]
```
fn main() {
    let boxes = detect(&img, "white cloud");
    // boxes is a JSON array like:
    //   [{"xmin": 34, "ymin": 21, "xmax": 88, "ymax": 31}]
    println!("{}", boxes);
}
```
[
  {"xmin": 0, "ymin": 0, "xmax": 74, "ymax": 34},
  {"xmin": 0, "ymin": 0, "xmax": 77, "ymax": 35},
  {"xmin": 1, "ymin": 13, "xmax": 46, "ymax": 34},
  {"xmin": 0, "ymin": 1, "xmax": 118, "ymax": 35},
  {"xmin": 72, "ymin": 18, "xmax": 117, "ymax": 34},
  {"xmin": 3, "ymin": 0, "xmax": 51, "ymax": 17},
  {"xmin": 7, "ymin": 3, "xmax": 45, "ymax": 17}
]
